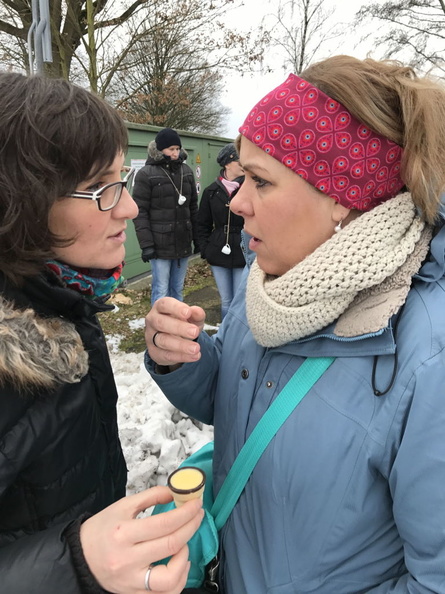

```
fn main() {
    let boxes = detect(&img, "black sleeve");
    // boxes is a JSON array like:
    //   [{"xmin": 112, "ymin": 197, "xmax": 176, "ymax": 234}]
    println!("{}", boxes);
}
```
[
  {"xmin": 0, "ymin": 520, "xmax": 86, "ymax": 594},
  {"xmin": 197, "ymin": 187, "xmax": 214, "ymax": 257},
  {"xmin": 187, "ymin": 167, "xmax": 200, "ymax": 249},
  {"xmin": 132, "ymin": 168, "xmax": 154, "ymax": 250},
  {"xmin": 64, "ymin": 516, "xmax": 110, "ymax": 594}
]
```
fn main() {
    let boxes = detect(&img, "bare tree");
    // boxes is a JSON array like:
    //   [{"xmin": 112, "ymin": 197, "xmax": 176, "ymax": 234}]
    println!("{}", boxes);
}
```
[
  {"xmin": 105, "ymin": 0, "xmax": 260, "ymax": 132},
  {"xmin": 356, "ymin": 0, "xmax": 445, "ymax": 77},
  {"xmin": 0, "ymin": 0, "xmax": 261, "ymax": 132},
  {"xmin": 116, "ymin": 68, "xmax": 230, "ymax": 134},
  {"xmin": 0, "ymin": 0, "xmax": 155, "ymax": 78},
  {"xmin": 259, "ymin": 0, "xmax": 342, "ymax": 74}
]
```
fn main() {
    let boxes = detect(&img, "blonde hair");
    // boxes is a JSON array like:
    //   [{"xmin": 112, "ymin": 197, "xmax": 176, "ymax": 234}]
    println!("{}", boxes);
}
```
[{"xmin": 299, "ymin": 55, "xmax": 445, "ymax": 224}]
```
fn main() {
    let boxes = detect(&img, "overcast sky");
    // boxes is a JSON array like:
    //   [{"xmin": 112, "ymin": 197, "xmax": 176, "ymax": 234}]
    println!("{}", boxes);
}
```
[{"xmin": 220, "ymin": 0, "xmax": 383, "ymax": 137}]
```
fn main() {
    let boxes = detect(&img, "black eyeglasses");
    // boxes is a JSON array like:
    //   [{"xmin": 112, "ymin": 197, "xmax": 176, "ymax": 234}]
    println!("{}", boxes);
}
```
[{"xmin": 68, "ymin": 166, "xmax": 136, "ymax": 211}]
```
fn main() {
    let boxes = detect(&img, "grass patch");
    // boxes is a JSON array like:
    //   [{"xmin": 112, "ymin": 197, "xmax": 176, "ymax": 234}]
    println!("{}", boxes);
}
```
[{"xmin": 99, "ymin": 259, "xmax": 217, "ymax": 353}]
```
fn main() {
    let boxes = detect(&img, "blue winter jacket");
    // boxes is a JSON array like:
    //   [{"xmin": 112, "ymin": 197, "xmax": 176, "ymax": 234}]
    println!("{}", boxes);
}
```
[{"xmin": 147, "ymin": 225, "xmax": 445, "ymax": 594}]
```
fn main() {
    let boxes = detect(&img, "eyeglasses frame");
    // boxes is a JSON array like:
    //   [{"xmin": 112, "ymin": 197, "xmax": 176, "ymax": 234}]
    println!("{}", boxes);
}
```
[{"xmin": 67, "ymin": 166, "xmax": 136, "ymax": 211}]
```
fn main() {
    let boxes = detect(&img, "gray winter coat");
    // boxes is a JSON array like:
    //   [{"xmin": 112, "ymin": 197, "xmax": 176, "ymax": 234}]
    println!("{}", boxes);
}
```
[{"xmin": 147, "ymin": 225, "xmax": 445, "ymax": 593}]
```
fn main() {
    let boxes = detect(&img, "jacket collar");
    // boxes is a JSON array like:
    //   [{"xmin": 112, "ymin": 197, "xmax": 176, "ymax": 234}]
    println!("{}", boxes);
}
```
[
  {"xmin": 274, "ymin": 320, "xmax": 396, "ymax": 358},
  {"xmin": 415, "ymin": 223, "xmax": 445, "ymax": 283},
  {"xmin": 0, "ymin": 272, "xmax": 90, "ymax": 392}
]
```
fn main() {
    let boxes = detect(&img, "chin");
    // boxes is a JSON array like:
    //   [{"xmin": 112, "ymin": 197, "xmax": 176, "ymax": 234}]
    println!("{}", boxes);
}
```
[
  {"xmin": 99, "ymin": 260, "xmax": 123, "ymax": 270},
  {"xmin": 76, "ymin": 256, "xmax": 123, "ymax": 271},
  {"xmin": 258, "ymin": 260, "xmax": 290, "ymax": 277}
]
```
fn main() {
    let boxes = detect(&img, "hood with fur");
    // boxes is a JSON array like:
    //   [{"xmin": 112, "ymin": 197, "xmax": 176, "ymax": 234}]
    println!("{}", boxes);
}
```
[
  {"xmin": 147, "ymin": 140, "xmax": 188, "ymax": 164},
  {"xmin": 0, "ymin": 295, "xmax": 88, "ymax": 392}
]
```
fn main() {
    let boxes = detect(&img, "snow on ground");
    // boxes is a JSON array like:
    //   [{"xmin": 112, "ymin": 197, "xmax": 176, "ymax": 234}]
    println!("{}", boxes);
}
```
[{"xmin": 108, "ymin": 322, "xmax": 215, "ymax": 496}]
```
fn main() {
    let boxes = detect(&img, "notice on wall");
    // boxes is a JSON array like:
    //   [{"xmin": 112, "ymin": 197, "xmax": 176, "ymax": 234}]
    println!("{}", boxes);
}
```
[
  {"xmin": 131, "ymin": 159, "xmax": 146, "ymax": 172},
  {"xmin": 196, "ymin": 153, "xmax": 202, "ymax": 164},
  {"xmin": 195, "ymin": 166, "xmax": 201, "ymax": 179}
]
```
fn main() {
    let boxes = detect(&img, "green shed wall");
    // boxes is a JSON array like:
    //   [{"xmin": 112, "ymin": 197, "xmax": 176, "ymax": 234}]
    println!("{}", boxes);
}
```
[{"xmin": 123, "ymin": 122, "xmax": 233, "ymax": 280}]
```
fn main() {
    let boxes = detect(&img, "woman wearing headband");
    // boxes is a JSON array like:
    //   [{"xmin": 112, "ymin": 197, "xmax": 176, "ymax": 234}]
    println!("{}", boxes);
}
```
[
  {"xmin": 144, "ymin": 56, "xmax": 445, "ymax": 593},
  {"xmin": 0, "ymin": 73, "xmax": 203, "ymax": 594}
]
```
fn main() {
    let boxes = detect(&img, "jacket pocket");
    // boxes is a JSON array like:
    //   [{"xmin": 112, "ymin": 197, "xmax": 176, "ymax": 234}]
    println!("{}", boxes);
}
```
[{"xmin": 151, "ymin": 222, "xmax": 174, "ymax": 249}]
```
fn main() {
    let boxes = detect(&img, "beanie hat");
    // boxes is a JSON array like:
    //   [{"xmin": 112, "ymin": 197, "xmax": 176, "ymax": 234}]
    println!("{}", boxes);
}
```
[
  {"xmin": 217, "ymin": 143, "xmax": 239, "ymax": 167},
  {"xmin": 239, "ymin": 73, "xmax": 404, "ymax": 212},
  {"xmin": 155, "ymin": 127, "xmax": 182, "ymax": 151}
]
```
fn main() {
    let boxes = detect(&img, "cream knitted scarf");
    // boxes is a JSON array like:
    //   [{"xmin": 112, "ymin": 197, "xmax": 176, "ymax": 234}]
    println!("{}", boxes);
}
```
[{"xmin": 246, "ymin": 193, "xmax": 432, "ymax": 347}]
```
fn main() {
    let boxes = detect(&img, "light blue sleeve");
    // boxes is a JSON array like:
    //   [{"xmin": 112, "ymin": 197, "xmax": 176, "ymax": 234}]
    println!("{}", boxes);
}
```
[{"xmin": 144, "ymin": 329, "xmax": 224, "ymax": 425}]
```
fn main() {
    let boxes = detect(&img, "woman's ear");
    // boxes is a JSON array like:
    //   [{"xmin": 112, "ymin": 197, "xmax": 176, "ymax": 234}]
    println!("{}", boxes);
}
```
[
  {"xmin": 332, "ymin": 202, "xmax": 360, "ymax": 227},
  {"xmin": 332, "ymin": 202, "xmax": 352, "ymax": 225}
]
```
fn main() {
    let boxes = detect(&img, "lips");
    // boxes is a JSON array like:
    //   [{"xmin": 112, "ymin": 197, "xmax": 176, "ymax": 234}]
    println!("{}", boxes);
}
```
[
  {"xmin": 110, "ymin": 230, "xmax": 126, "ymax": 241},
  {"xmin": 245, "ymin": 228, "xmax": 261, "ymax": 242}
]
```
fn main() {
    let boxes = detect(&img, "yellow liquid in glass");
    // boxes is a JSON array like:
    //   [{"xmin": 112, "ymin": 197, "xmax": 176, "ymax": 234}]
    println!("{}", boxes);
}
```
[{"xmin": 170, "ymin": 468, "xmax": 203, "ymax": 490}]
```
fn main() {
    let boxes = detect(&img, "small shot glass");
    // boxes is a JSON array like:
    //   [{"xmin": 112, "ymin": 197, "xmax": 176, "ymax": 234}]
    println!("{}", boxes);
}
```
[{"xmin": 167, "ymin": 466, "xmax": 206, "ymax": 507}]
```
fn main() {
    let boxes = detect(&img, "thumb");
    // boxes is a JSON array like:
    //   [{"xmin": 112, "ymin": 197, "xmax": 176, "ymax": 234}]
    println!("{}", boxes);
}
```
[{"xmin": 187, "ymin": 305, "xmax": 206, "ymax": 329}]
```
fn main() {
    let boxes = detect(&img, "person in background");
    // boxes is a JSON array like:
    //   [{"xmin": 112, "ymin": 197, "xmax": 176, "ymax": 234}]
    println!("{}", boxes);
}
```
[
  {"xmin": 0, "ymin": 73, "xmax": 203, "ymax": 594},
  {"xmin": 132, "ymin": 127, "xmax": 199, "ymax": 306},
  {"xmin": 144, "ymin": 56, "xmax": 445, "ymax": 593},
  {"xmin": 197, "ymin": 143, "xmax": 245, "ymax": 320}
]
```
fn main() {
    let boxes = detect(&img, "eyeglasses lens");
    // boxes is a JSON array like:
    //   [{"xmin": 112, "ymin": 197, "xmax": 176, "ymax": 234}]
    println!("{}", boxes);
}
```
[
  {"xmin": 100, "ymin": 184, "xmax": 122, "ymax": 210},
  {"xmin": 98, "ymin": 168, "xmax": 135, "ymax": 211}
]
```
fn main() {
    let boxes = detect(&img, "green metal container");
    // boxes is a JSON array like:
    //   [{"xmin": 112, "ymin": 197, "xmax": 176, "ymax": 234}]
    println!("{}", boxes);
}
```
[{"xmin": 123, "ymin": 122, "xmax": 233, "ymax": 281}]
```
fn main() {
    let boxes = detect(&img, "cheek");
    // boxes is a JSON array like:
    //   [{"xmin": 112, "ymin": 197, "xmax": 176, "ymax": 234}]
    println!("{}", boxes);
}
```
[{"xmin": 49, "ymin": 203, "xmax": 98, "ymax": 241}]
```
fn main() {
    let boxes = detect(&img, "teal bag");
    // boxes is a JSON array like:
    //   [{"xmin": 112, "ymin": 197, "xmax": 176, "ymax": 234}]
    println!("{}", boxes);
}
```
[
  {"xmin": 152, "ymin": 442, "xmax": 218, "ymax": 588},
  {"xmin": 152, "ymin": 356, "xmax": 335, "ymax": 589}
]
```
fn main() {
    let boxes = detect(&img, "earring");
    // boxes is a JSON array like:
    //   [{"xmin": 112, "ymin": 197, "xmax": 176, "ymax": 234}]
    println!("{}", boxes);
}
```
[{"xmin": 334, "ymin": 220, "xmax": 343, "ymax": 233}]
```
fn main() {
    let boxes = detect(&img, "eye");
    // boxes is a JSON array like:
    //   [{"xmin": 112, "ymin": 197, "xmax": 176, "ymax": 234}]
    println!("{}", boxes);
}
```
[
  {"xmin": 252, "ymin": 175, "xmax": 270, "ymax": 189},
  {"xmin": 86, "ymin": 180, "xmax": 104, "ymax": 192}
]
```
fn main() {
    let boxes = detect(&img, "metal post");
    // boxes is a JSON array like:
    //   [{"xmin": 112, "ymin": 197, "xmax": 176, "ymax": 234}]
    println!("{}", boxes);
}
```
[
  {"xmin": 39, "ymin": 0, "xmax": 53, "ymax": 63},
  {"xmin": 27, "ymin": 0, "xmax": 53, "ymax": 75},
  {"xmin": 27, "ymin": 0, "xmax": 39, "ymax": 74}
]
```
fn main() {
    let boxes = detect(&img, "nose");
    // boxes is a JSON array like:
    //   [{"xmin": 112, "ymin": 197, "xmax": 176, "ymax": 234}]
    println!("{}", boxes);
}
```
[
  {"xmin": 114, "ymin": 187, "xmax": 138, "ymax": 220},
  {"xmin": 230, "ymin": 180, "xmax": 252, "ymax": 217}
]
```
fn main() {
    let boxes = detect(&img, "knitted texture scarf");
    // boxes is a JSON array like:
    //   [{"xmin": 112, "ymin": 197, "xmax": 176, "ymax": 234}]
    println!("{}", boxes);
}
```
[{"xmin": 246, "ymin": 193, "xmax": 432, "ymax": 347}]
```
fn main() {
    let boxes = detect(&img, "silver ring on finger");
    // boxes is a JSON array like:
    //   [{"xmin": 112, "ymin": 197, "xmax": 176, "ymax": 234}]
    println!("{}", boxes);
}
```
[
  {"xmin": 152, "ymin": 331, "xmax": 161, "ymax": 348},
  {"xmin": 144, "ymin": 564, "xmax": 154, "ymax": 591}
]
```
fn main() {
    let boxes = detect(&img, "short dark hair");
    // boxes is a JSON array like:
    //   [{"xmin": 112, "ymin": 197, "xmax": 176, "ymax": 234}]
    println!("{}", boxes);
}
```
[{"xmin": 0, "ymin": 72, "xmax": 128, "ymax": 284}]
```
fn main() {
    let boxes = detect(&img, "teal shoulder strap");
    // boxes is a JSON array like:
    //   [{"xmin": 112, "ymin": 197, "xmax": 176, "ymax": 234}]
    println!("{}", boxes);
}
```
[{"xmin": 210, "ymin": 356, "xmax": 335, "ymax": 531}]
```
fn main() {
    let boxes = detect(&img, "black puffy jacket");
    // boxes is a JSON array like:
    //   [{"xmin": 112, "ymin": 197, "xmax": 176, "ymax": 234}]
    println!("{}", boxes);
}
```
[
  {"xmin": 197, "ymin": 177, "xmax": 245, "ymax": 269},
  {"xmin": 0, "ymin": 270, "xmax": 127, "ymax": 593},
  {"xmin": 132, "ymin": 143, "xmax": 199, "ymax": 259}
]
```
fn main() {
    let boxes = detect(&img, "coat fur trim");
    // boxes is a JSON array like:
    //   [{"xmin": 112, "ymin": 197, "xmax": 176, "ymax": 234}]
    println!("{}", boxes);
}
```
[
  {"xmin": 147, "ymin": 140, "xmax": 188, "ymax": 162},
  {"xmin": 0, "ymin": 296, "xmax": 89, "ymax": 392}
]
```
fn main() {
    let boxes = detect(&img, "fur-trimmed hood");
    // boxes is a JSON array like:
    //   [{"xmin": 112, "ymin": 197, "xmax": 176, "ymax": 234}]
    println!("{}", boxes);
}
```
[
  {"xmin": 146, "ymin": 140, "xmax": 188, "ymax": 164},
  {"xmin": 0, "ymin": 295, "xmax": 88, "ymax": 392}
]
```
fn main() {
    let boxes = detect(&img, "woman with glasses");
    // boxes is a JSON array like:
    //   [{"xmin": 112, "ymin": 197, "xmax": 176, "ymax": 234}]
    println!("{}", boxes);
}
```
[{"xmin": 0, "ymin": 72, "xmax": 203, "ymax": 594}]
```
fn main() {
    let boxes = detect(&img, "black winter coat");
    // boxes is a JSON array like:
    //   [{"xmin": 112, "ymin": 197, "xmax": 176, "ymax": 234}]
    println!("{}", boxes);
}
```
[
  {"xmin": 197, "ymin": 177, "xmax": 245, "ymax": 268},
  {"xmin": 0, "ymin": 270, "xmax": 127, "ymax": 593},
  {"xmin": 132, "ymin": 143, "xmax": 199, "ymax": 260}
]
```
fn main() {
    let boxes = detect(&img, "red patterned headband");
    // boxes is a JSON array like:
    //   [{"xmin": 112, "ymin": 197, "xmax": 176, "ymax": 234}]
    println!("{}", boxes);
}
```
[{"xmin": 239, "ymin": 73, "xmax": 404, "ymax": 211}]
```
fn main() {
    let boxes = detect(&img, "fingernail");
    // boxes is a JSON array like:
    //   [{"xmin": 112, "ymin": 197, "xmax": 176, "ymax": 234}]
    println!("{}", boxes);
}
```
[
  {"xmin": 188, "ymin": 344, "xmax": 199, "ymax": 355},
  {"xmin": 187, "ymin": 327, "xmax": 197, "ymax": 338}
]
